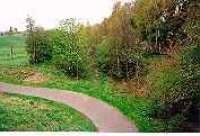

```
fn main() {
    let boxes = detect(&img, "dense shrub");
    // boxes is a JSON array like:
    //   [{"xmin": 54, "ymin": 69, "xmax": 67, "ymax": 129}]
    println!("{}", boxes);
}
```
[
  {"xmin": 94, "ymin": 2, "xmax": 144, "ymax": 80},
  {"xmin": 51, "ymin": 19, "xmax": 89, "ymax": 79},
  {"xmin": 96, "ymin": 39, "xmax": 111, "ymax": 74},
  {"xmin": 181, "ymin": 45, "xmax": 200, "ymax": 127},
  {"xmin": 96, "ymin": 38, "xmax": 143, "ymax": 80},
  {"xmin": 152, "ymin": 45, "xmax": 200, "ymax": 131},
  {"xmin": 148, "ymin": 0, "xmax": 200, "ymax": 131},
  {"xmin": 150, "ymin": 24, "xmax": 200, "ymax": 133},
  {"xmin": 109, "ymin": 45, "xmax": 143, "ymax": 80},
  {"xmin": 25, "ymin": 17, "xmax": 52, "ymax": 64}
]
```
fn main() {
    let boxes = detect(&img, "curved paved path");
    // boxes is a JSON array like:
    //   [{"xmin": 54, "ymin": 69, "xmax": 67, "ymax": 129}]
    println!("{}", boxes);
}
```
[{"xmin": 0, "ymin": 82, "xmax": 138, "ymax": 132}]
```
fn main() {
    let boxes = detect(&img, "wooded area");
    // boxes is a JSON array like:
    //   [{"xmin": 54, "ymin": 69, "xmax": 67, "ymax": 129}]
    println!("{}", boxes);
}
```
[{"xmin": 0, "ymin": 0, "xmax": 199, "ymax": 132}]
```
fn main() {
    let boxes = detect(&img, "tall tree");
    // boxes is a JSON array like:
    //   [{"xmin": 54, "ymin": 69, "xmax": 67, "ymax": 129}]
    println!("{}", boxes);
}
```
[
  {"xmin": 96, "ymin": 1, "xmax": 142, "ymax": 80},
  {"xmin": 51, "ymin": 18, "xmax": 89, "ymax": 79},
  {"xmin": 133, "ymin": 0, "xmax": 189, "ymax": 54}
]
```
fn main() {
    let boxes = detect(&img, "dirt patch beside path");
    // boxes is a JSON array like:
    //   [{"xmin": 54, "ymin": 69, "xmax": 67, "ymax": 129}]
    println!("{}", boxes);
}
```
[{"xmin": 24, "ymin": 72, "xmax": 48, "ymax": 83}]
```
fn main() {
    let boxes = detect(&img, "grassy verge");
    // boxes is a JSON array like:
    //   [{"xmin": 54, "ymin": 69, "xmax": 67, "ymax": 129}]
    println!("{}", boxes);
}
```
[{"xmin": 0, "ymin": 93, "xmax": 96, "ymax": 131}]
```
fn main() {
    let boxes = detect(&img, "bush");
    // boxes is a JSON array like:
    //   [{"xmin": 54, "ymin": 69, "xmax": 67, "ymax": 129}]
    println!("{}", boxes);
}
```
[
  {"xmin": 96, "ymin": 39, "xmax": 111, "ymax": 74},
  {"xmin": 148, "ymin": 1, "xmax": 200, "ymax": 131},
  {"xmin": 51, "ymin": 19, "xmax": 89, "ymax": 79},
  {"xmin": 25, "ymin": 17, "xmax": 52, "ymax": 64},
  {"xmin": 110, "ymin": 50, "xmax": 143, "ymax": 80},
  {"xmin": 150, "ymin": 45, "xmax": 200, "ymax": 131},
  {"xmin": 96, "ymin": 38, "xmax": 143, "ymax": 80},
  {"xmin": 181, "ymin": 45, "xmax": 200, "ymax": 123}
]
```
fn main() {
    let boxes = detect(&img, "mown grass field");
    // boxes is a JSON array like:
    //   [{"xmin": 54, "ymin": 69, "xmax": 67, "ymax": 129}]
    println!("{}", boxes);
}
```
[
  {"xmin": 0, "ymin": 93, "xmax": 96, "ymax": 131},
  {"xmin": 0, "ymin": 35, "xmax": 168, "ymax": 132},
  {"xmin": 0, "ymin": 35, "xmax": 28, "ymax": 66}
]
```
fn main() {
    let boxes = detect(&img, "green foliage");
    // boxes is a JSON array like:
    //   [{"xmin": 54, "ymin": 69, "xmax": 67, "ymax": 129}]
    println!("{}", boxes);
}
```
[
  {"xmin": 145, "ymin": 56, "xmax": 181, "ymax": 121},
  {"xmin": 149, "ymin": 11, "xmax": 200, "ymax": 131},
  {"xmin": 26, "ymin": 27, "xmax": 52, "ymax": 64},
  {"xmin": 0, "ymin": 0, "xmax": 199, "ymax": 132},
  {"xmin": 51, "ymin": 19, "xmax": 89, "ymax": 78},
  {"xmin": 96, "ymin": 38, "xmax": 143, "ymax": 80},
  {"xmin": 182, "ymin": 46, "xmax": 200, "ymax": 102},
  {"xmin": 94, "ymin": 2, "xmax": 143, "ymax": 80},
  {"xmin": 152, "ymin": 45, "xmax": 200, "ymax": 131},
  {"xmin": 25, "ymin": 17, "xmax": 52, "ymax": 64},
  {"xmin": 133, "ymin": 0, "xmax": 188, "ymax": 54},
  {"xmin": 110, "ymin": 45, "xmax": 143, "ymax": 80},
  {"xmin": 96, "ymin": 39, "xmax": 111, "ymax": 74},
  {"xmin": 180, "ymin": 45, "xmax": 200, "ymax": 125}
]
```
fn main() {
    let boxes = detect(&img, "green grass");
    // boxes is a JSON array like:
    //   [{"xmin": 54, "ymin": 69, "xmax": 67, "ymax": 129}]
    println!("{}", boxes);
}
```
[
  {"xmin": 0, "ymin": 35, "xmax": 25, "ymax": 46},
  {"xmin": 0, "ymin": 35, "xmax": 28, "ymax": 66},
  {"xmin": 0, "ymin": 93, "xmax": 96, "ymax": 131}
]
